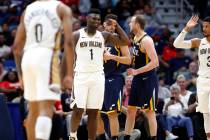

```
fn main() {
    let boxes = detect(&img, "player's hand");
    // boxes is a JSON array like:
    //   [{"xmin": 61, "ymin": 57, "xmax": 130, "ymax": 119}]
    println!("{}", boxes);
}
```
[
  {"xmin": 106, "ymin": 19, "xmax": 117, "ymax": 27},
  {"xmin": 127, "ymin": 68, "xmax": 138, "ymax": 76},
  {"xmin": 103, "ymin": 49, "xmax": 114, "ymax": 61},
  {"xmin": 185, "ymin": 15, "xmax": 199, "ymax": 31},
  {"xmin": 63, "ymin": 76, "xmax": 73, "ymax": 90}
]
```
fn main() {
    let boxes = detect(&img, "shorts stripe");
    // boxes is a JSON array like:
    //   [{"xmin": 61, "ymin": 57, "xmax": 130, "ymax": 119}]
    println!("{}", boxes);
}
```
[{"xmin": 49, "ymin": 31, "xmax": 61, "ymax": 86}]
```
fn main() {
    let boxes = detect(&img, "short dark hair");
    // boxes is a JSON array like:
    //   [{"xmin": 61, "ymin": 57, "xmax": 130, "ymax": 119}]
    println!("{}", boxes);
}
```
[
  {"xmin": 105, "ymin": 14, "xmax": 118, "ymax": 21},
  {"xmin": 203, "ymin": 16, "xmax": 210, "ymax": 23},
  {"xmin": 135, "ymin": 15, "xmax": 146, "ymax": 29},
  {"xmin": 88, "ymin": 8, "xmax": 101, "ymax": 15}
]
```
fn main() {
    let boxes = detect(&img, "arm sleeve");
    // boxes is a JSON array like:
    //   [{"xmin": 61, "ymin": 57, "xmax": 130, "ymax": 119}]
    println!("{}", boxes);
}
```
[{"xmin": 173, "ymin": 30, "xmax": 192, "ymax": 49}]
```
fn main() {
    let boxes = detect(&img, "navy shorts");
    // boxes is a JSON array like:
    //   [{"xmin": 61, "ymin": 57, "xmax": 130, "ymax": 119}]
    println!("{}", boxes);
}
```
[
  {"xmin": 128, "ymin": 71, "xmax": 158, "ymax": 111},
  {"xmin": 101, "ymin": 75, "xmax": 125, "ymax": 113}
]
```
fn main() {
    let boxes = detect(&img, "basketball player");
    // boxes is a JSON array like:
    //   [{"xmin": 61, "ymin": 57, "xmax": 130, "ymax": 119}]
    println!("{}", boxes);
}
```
[
  {"xmin": 12, "ymin": 1, "xmax": 74, "ymax": 140},
  {"xmin": 69, "ymin": 9, "xmax": 129, "ymax": 140},
  {"xmin": 173, "ymin": 15, "xmax": 210, "ymax": 138},
  {"xmin": 96, "ymin": 14, "xmax": 131, "ymax": 140},
  {"xmin": 124, "ymin": 15, "xmax": 159, "ymax": 140}
]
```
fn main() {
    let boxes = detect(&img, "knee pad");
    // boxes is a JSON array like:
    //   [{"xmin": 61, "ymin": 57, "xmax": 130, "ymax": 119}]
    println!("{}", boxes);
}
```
[
  {"xmin": 203, "ymin": 113, "xmax": 210, "ymax": 133},
  {"xmin": 35, "ymin": 116, "xmax": 52, "ymax": 140}
]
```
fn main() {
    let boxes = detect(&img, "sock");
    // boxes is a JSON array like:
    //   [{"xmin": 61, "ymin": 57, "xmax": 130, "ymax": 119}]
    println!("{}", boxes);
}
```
[
  {"xmin": 35, "ymin": 116, "xmax": 52, "ymax": 140},
  {"xmin": 97, "ymin": 133, "xmax": 106, "ymax": 140},
  {"xmin": 111, "ymin": 136, "xmax": 118, "ymax": 140},
  {"xmin": 151, "ymin": 136, "xmax": 157, "ymax": 140},
  {"xmin": 124, "ymin": 135, "xmax": 130, "ymax": 140}
]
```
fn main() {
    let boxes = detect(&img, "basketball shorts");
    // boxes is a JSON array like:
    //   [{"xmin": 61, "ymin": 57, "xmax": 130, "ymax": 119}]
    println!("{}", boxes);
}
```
[
  {"xmin": 22, "ymin": 47, "xmax": 60, "ymax": 101},
  {"xmin": 128, "ymin": 73, "xmax": 158, "ymax": 111},
  {"xmin": 71, "ymin": 71, "xmax": 105, "ymax": 109},
  {"xmin": 101, "ymin": 75, "xmax": 125, "ymax": 113},
  {"xmin": 196, "ymin": 76, "xmax": 210, "ymax": 113}
]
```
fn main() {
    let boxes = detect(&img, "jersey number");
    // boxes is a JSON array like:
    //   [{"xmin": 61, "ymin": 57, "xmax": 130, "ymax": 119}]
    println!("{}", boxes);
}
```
[
  {"xmin": 90, "ymin": 49, "xmax": 93, "ymax": 60},
  {"xmin": 35, "ymin": 24, "xmax": 43, "ymax": 42},
  {"xmin": 207, "ymin": 56, "xmax": 210, "ymax": 67}
]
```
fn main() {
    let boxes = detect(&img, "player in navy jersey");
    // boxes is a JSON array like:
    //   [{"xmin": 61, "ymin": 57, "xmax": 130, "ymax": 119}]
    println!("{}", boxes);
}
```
[
  {"xmin": 124, "ymin": 15, "xmax": 159, "ymax": 140},
  {"xmin": 96, "ymin": 14, "xmax": 131, "ymax": 140}
]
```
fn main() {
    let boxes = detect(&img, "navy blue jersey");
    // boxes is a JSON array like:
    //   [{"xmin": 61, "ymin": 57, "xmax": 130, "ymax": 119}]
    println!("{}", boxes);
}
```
[
  {"xmin": 132, "ymin": 34, "xmax": 150, "ymax": 69},
  {"xmin": 104, "ymin": 44, "xmax": 128, "ymax": 77},
  {"xmin": 128, "ymin": 34, "xmax": 158, "ymax": 110}
]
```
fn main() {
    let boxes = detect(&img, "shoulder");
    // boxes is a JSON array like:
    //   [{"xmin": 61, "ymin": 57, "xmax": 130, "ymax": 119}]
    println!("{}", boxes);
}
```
[
  {"xmin": 57, "ymin": 2, "xmax": 72, "ymax": 19},
  {"xmin": 141, "ymin": 35, "xmax": 154, "ymax": 47}
]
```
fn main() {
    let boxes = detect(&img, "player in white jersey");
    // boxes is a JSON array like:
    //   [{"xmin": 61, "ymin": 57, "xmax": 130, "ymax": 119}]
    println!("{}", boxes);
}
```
[
  {"xmin": 173, "ymin": 15, "xmax": 210, "ymax": 138},
  {"xmin": 13, "ymin": 1, "xmax": 74, "ymax": 140},
  {"xmin": 69, "ymin": 9, "xmax": 129, "ymax": 140}
]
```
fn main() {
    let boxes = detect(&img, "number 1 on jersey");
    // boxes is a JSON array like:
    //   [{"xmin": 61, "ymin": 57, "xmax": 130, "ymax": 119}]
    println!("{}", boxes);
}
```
[{"xmin": 90, "ymin": 49, "xmax": 93, "ymax": 60}]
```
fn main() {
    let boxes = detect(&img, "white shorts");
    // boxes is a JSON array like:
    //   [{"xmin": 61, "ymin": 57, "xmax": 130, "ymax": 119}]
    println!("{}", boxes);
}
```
[
  {"xmin": 71, "ymin": 71, "xmax": 105, "ymax": 109},
  {"xmin": 196, "ymin": 76, "xmax": 210, "ymax": 113},
  {"xmin": 22, "ymin": 47, "xmax": 60, "ymax": 101}
]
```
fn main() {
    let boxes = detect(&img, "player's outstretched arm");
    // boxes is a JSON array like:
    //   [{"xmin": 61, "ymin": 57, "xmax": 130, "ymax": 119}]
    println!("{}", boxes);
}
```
[{"xmin": 173, "ymin": 15, "xmax": 200, "ymax": 49}]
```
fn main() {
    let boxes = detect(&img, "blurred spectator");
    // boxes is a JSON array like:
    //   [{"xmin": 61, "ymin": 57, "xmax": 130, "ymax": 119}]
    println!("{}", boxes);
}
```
[
  {"xmin": 72, "ymin": 18, "xmax": 81, "ymax": 31},
  {"xmin": 1, "ymin": 22, "xmax": 13, "ymax": 46},
  {"xmin": 158, "ymin": 77, "xmax": 171, "ymax": 100},
  {"xmin": 0, "ymin": 33, "xmax": 11, "ymax": 59},
  {"xmin": 183, "ymin": 61, "xmax": 198, "ymax": 92},
  {"xmin": 186, "ymin": 93, "xmax": 207, "ymax": 140},
  {"xmin": 143, "ymin": 4, "xmax": 163, "ymax": 28},
  {"xmin": 79, "ymin": 0, "xmax": 91, "ymax": 14},
  {"xmin": 123, "ymin": 76, "xmax": 133, "ymax": 107},
  {"xmin": 176, "ymin": 74, "xmax": 192, "ymax": 110},
  {"xmin": 0, "ymin": 70, "xmax": 20, "ymax": 101},
  {"xmin": 168, "ymin": 49, "xmax": 192, "ymax": 84},
  {"xmin": 163, "ymin": 84, "xmax": 194, "ymax": 140}
]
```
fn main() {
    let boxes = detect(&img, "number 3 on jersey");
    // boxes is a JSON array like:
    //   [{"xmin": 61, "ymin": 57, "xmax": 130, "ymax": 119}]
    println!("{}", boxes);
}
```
[
  {"xmin": 207, "ymin": 56, "xmax": 210, "ymax": 67},
  {"xmin": 35, "ymin": 24, "xmax": 43, "ymax": 42},
  {"xmin": 90, "ymin": 49, "xmax": 93, "ymax": 60}
]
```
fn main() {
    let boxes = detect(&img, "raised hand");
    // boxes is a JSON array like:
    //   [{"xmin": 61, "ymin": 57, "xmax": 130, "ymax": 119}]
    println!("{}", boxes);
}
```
[{"xmin": 185, "ymin": 15, "xmax": 199, "ymax": 31}]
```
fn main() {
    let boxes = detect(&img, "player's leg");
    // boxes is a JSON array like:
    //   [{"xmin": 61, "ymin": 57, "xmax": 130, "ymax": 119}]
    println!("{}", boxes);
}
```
[
  {"xmin": 196, "ymin": 77, "xmax": 210, "ymax": 138},
  {"xmin": 146, "ymin": 75, "xmax": 158, "ymax": 140},
  {"xmin": 69, "ymin": 107, "xmax": 84, "ymax": 139},
  {"xmin": 25, "ymin": 101, "xmax": 39, "ymax": 140},
  {"xmin": 124, "ymin": 76, "xmax": 138, "ymax": 139},
  {"xmin": 146, "ymin": 111, "xmax": 157, "ymax": 139},
  {"xmin": 86, "ymin": 109, "xmax": 99, "ymax": 140},
  {"xmin": 97, "ymin": 113, "xmax": 106, "ymax": 139},
  {"xmin": 69, "ymin": 72, "xmax": 89, "ymax": 139},
  {"xmin": 34, "ymin": 100, "xmax": 55, "ymax": 140},
  {"xmin": 108, "ymin": 111, "xmax": 119, "ymax": 139},
  {"xmin": 124, "ymin": 106, "xmax": 137, "ymax": 139},
  {"xmin": 87, "ymin": 71, "xmax": 105, "ymax": 140}
]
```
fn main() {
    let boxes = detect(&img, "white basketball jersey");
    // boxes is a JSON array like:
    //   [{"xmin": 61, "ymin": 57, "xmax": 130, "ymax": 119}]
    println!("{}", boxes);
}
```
[
  {"xmin": 24, "ymin": 0, "xmax": 61, "ymax": 50},
  {"xmin": 198, "ymin": 38, "xmax": 210, "ymax": 77},
  {"xmin": 74, "ymin": 28, "xmax": 105, "ymax": 72}
]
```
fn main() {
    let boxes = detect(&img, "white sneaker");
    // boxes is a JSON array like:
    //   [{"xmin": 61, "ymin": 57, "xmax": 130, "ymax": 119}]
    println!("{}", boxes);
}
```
[{"xmin": 165, "ymin": 133, "xmax": 178, "ymax": 140}]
